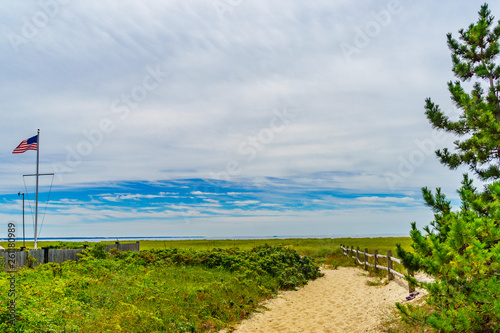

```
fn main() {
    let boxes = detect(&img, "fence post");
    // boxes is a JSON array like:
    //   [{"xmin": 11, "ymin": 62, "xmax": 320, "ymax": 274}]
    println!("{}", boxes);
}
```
[
  {"xmin": 356, "ymin": 247, "xmax": 360, "ymax": 265},
  {"xmin": 350, "ymin": 246, "xmax": 354, "ymax": 259},
  {"xmin": 374, "ymin": 249, "xmax": 378, "ymax": 273},
  {"xmin": 136, "ymin": 241, "xmax": 140, "ymax": 251},
  {"xmin": 364, "ymin": 248, "xmax": 368, "ymax": 270},
  {"xmin": 387, "ymin": 250, "xmax": 394, "ymax": 280},
  {"xmin": 42, "ymin": 247, "xmax": 49, "ymax": 264},
  {"xmin": 408, "ymin": 269, "xmax": 415, "ymax": 292}
]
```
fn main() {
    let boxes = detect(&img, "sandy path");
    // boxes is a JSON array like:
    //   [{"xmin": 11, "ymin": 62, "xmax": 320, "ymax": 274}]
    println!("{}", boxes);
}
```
[{"xmin": 223, "ymin": 267, "xmax": 418, "ymax": 333}]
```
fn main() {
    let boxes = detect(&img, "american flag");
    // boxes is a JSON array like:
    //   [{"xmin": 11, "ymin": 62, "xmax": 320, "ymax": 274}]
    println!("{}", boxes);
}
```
[{"xmin": 12, "ymin": 135, "xmax": 38, "ymax": 154}]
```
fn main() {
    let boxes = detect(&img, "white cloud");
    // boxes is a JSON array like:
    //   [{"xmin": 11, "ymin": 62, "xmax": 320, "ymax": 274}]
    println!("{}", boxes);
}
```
[
  {"xmin": 356, "ymin": 196, "xmax": 418, "ymax": 204},
  {"xmin": 99, "ymin": 193, "xmax": 166, "ymax": 201},
  {"xmin": 228, "ymin": 200, "xmax": 261, "ymax": 206}
]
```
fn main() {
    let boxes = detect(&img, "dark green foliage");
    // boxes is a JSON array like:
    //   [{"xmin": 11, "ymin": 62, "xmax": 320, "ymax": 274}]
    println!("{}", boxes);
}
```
[
  {"xmin": 80, "ymin": 243, "xmax": 108, "ymax": 259},
  {"xmin": 125, "ymin": 245, "xmax": 322, "ymax": 290},
  {"xmin": 397, "ymin": 175, "xmax": 500, "ymax": 332},
  {"xmin": 425, "ymin": 4, "xmax": 500, "ymax": 181}
]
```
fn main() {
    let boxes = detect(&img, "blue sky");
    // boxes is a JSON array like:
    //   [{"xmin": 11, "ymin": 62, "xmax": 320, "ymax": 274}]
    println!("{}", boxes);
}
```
[{"xmin": 0, "ymin": 1, "xmax": 496, "ymax": 238}]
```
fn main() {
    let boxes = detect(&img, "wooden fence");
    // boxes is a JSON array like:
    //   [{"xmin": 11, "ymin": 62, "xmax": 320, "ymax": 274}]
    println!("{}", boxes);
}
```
[
  {"xmin": 340, "ymin": 244, "xmax": 428, "ymax": 292},
  {"xmin": 105, "ymin": 241, "xmax": 140, "ymax": 252},
  {"xmin": 0, "ymin": 241, "xmax": 140, "ymax": 271}
]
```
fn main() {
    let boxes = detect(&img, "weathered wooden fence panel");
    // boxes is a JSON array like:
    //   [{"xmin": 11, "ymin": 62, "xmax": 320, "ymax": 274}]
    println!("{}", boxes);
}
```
[
  {"xmin": 45, "ymin": 248, "xmax": 84, "ymax": 265},
  {"xmin": 106, "ymin": 241, "xmax": 140, "ymax": 252},
  {"xmin": 1, "ymin": 250, "xmax": 43, "ymax": 270},
  {"xmin": 29, "ymin": 249, "xmax": 44, "ymax": 266}
]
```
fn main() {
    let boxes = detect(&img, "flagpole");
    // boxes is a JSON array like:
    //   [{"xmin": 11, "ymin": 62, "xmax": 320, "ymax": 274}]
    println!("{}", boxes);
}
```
[{"xmin": 34, "ymin": 129, "xmax": 40, "ymax": 250}]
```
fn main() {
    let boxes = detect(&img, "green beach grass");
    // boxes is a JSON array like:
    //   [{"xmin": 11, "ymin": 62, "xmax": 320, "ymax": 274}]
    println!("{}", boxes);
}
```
[{"xmin": 135, "ymin": 236, "xmax": 412, "ymax": 252}]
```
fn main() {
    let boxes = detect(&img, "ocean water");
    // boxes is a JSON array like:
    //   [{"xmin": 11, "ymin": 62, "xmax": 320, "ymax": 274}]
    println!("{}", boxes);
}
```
[{"xmin": 4, "ymin": 234, "xmax": 406, "ymax": 243}]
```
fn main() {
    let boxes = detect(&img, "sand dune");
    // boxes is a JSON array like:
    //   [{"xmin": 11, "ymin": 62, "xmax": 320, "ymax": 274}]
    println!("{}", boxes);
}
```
[{"xmin": 222, "ymin": 267, "xmax": 420, "ymax": 333}]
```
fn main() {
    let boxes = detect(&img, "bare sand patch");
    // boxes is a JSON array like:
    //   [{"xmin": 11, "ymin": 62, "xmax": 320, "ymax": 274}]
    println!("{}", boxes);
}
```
[{"xmin": 221, "ymin": 266, "xmax": 422, "ymax": 333}]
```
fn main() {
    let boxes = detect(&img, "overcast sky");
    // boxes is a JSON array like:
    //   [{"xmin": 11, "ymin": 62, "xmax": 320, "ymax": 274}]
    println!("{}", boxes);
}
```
[{"xmin": 0, "ymin": 0, "xmax": 496, "ymax": 239}]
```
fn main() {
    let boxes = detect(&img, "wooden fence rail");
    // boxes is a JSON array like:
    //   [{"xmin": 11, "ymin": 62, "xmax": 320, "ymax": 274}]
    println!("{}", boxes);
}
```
[
  {"xmin": 0, "ymin": 241, "xmax": 140, "ymax": 271},
  {"xmin": 340, "ymin": 244, "xmax": 429, "ymax": 292}
]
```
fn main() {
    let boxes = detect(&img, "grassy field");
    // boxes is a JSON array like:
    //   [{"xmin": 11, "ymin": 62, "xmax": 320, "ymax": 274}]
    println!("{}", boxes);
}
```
[
  {"xmin": 0, "ymin": 236, "xmax": 412, "ymax": 252},
  {"xmin": 136, "ymin": 237, "xmax": 413, "ymax": 267},
  {"xmin": 135, "ymin": 237, "xmax": 412, "ymax": 252}
]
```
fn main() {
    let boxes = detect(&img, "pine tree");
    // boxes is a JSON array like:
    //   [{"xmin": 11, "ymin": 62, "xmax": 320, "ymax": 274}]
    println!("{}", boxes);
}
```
[
  {"xmin": 396, "ymin": 4, "xmax": 500, "ymax": 331},
  {"xmin": 425, "ymin": 3, "xmax": 500, "ymax": 181},
  {"xmin": 397, "ymin": 177, "xmax": 500, "ymax": 331}
]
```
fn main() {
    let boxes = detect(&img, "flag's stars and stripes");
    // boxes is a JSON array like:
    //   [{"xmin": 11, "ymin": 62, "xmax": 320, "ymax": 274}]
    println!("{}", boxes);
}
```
[{"xmin": 12, "ymin": 135, "xmax": 38, "ymax": 154}]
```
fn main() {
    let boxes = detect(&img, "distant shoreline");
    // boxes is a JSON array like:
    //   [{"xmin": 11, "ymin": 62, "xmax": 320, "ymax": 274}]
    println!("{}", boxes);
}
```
[{"xmin": 2, "ymin": 234, "xmax": 408, "ymax": 243}]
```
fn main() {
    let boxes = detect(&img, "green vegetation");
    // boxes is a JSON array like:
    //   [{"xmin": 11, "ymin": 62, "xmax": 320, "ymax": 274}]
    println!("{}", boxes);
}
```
[
  {"xmin": 397, "ymin": 4, "xmax": 500, "ymax": 332},
  {"xmin": 0, "ymin": 244, "xmax": 322, "ymax": 332},
  {"xmin": 0, "ymin": 237, "xmax": 412, "ymax": 332},
  {"xmin": 138, "ymin": 237, "xmax": 413, "ymax": 266},
  {"xmin": 0, "ymin": 237, "xmax": 412, "ymax": 254},
  {"xmin": 398, "ymin": 177, "xmax": 500, "ymax": 332},
  {"xmin": 36, "ymin": 241, "xmax": 92, "ymax": 249}
]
